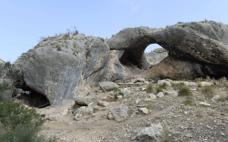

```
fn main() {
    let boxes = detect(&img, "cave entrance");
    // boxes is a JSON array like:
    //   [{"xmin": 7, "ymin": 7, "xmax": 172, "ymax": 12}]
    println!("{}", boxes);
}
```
[
  {"xmin": 14, "ymin": 82, "xmax": 51, "ymax": 108},
  {"xmin": 119, "ymin": 43, "xmax": 168, "ymax": 70}
]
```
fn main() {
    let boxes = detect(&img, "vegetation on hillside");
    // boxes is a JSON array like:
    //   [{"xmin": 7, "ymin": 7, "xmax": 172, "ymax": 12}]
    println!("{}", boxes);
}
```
[{"xmin": 0, "ymin": 95, "xmax": 55, "ymax": 142}]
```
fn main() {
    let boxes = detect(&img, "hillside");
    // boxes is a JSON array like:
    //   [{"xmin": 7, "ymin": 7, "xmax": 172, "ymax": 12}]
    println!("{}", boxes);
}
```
[{"xmin": 0, "ymin": 20, "xmax": 228, "ymax": 142}]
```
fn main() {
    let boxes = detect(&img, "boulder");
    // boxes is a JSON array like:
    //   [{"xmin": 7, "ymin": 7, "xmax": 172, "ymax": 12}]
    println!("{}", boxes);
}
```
[
  {"xmin": 16, "ymin": 33, "xmax": 112, "ymax": 105},
  {"xmin": 146, "ymin": 48, "xmax": 168, "ymax": 65},
  {"xmin": 74, "ymin": 106, "xmax": 94, "ymax": 121},
  {"xmin": 138, "ymin": 107, "xmax": 149, "ymax": 114},
  {"xmin": 107, "ymin": 105, "xmax": 129, "ymax": 122},
  {"xmin": 99, "ymin": 81, "xmax": 119, "ymax": 91},
  {"xmin": 149, "ymin": 56, "xmax": 205, "ymax": 80},
  {"xmin": 156, "ymin": 92, "xmax": 165, "ymax": 98},
  {"xmin": 135, "ymin": 123, "xmax": 164, "ymax": 142},
  {"xmin": 157, "ymin": 79, "xmax": 172, "ymax": 87},
  {"xmin": 199, "ymin": 81, "xmax": 213, "ymax": 87}
]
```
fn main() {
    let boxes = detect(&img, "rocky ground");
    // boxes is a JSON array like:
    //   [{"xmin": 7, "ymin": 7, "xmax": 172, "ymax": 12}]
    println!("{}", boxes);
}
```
[{"xmin": 38, "ymin": 78, "xmax": 228, "ymax": 142}]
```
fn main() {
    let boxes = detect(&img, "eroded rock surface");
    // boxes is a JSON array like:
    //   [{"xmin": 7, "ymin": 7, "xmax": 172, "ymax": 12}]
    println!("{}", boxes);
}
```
[
  {"xmin": 108, "ymin": 21, "xmax": 228, "ymax": 79},
  {"xmin": 16, "ymin": 33, "xmax": 112, "ymax": 105},
  {"xmin": 14, "ymin": 20, "xmax": 228, "ymax": 105},
  {"xmin": 146, "ymin": 48, "xmax": 168, "ymax": 65}
]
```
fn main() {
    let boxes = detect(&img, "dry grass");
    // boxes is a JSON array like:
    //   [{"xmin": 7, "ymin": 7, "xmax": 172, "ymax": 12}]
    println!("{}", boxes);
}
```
[
  {"xmin": 183, "ymin": 96, "xmax": 194, "ymax": 106},
  {"xmin": 177, "ymin": 84, "xmax": 192, "ymax": 97},
  {"xmin": 146, "ymin": 84, "xmax": 153, "ymax": 93},
  {"xmin": 217, "ymin": 77, "xmax": 228, "ymax": 88},
  {"xmin": 146, "ymin": 83, "xmax": 168, "ymax": 94},
  {"xmin": 200, "ymin": 86, "xmax": 217, "ymax": 99}
]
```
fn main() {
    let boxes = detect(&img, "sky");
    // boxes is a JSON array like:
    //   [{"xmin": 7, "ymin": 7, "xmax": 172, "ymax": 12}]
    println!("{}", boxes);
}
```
[{"xmin": 0, "ymin": 0, "xmax": 228, "ymax": 62}]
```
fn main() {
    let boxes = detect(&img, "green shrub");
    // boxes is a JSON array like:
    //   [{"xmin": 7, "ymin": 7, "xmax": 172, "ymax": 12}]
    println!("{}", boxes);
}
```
[
  {"xmin": 2, "ymin": 125, "xmax": 41, "ymax": 142},
  {"xmin": 0, "ymin": 102, "xmax": 55, "ymax": 142},
  {"xmin": 0, "ymin": 82, "xmax": 11, "ymax": 102},
  {"xmin": 171, "ymin": 82, "xmax": 185, "ymax": 90},
  {"xmin": 2, "ymin": 126, "xmax": 57, "ymax": 142},
  {"xmin": 0, "ymin": 102, "xmax": 43, "ymax": 130},
  {"xmin": 154, "ymin": 84, "xmax": 166, "ymax": 93},
  {"xmin": 146, "ymin": 83, "xmax": 167, "ymax": 94},
  {"xmin": 177, "ymin": 85, "xmax": 192, "ymax": 96}
]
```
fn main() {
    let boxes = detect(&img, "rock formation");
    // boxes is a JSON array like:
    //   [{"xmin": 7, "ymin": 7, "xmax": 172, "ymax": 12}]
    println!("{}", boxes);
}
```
[
  {"xmin": 146, "ymin": 48, "xmax": 168, "ymax": 65},
  {"xmin": 10, "ymin": 20, "xmax": 228, "ymax": 105},
  {"xmin": 108, "ymin": 21, "xmax": 228, "ymax": 79},
  {"xmin": 15, "ymin": 33, "xmax": 112, "ymax": 105}
]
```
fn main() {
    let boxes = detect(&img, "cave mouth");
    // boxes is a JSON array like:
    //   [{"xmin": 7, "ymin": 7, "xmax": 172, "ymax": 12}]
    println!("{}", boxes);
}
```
[
  {"xmin": 119, "ymin": 42, "xmax": 167, "ymax": 69},
  {"xmin": 14, "ymin": 83, "xmax": 50, "ymax": 108}
]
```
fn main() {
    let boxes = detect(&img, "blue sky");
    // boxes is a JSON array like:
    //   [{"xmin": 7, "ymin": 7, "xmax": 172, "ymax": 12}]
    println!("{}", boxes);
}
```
[{"xmin": 1, "ymin": 0, "xmax": 228, "ymax": 62}]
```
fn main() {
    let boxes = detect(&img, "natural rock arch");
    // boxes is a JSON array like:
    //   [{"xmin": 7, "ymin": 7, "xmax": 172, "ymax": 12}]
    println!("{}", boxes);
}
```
[
  {"xmin": 14, "ymin": 21, "xmax": 228, "ymax": 106},
  {"xmin": 108, "ymin": 21, "xmax": 228, "ymax": 79}
]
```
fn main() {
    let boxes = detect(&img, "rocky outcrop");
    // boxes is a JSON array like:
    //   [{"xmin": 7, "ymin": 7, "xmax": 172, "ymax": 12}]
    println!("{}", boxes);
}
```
[
  {"xmin": 16, "ymin": 33, "xmax": 112, "ymax": 105},
  {"xmin": 108, "ymin": 21, "xmax": 228, "ymax": 79},
  {"xmin": 14, "ymin": 20, "xmax": 228, "ymax": 106}
]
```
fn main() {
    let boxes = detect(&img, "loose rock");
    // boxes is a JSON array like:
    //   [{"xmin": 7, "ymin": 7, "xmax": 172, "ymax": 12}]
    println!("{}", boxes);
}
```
[
  {"xmin": 199, "ymin": 102, "xmax": 211, "ymax": 107},
  {"xmin": 108, "ymin": 105, "xmax": 128, "ymax": 122},
  {"xmin": 139, "ymin": 107, "xmax": 149, "ymax": 114},
  {"xmin": 74, "ymin": 106, "xmax": 94, "ymax": 121},
  {"xmin": 157, "ymin": 80, "xmax": 171, "ymax": 87},
  {"xmin": 97, "ymin": 101, "xmax": 109, "ymax": 107},
  {"xmin": 120, "ymin": 88, "xmax": 131, "ymax": 98},
  {"xmin": 135, "ymin": 123, "xmax": 164, "ymax": 142},
  {"xmin": 99, "ymin": 81, "xmax": 119, "ymax": 91},
  {"xmin": 156, "ymin": 92, "xmax": 165, "ymax": 98}
]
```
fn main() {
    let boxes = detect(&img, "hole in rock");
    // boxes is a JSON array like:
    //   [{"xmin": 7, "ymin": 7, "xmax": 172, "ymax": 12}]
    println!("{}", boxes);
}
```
[
  {"xmin": 119, "ymin": 43, "xmax": 168, "ymax": 69},
  {"xmin": 145, "ymin": 44, "xmax": 168, "ymax": 66},
  {"xmin": 14, "ymin": 83, "xmax": 50, "ymax": 108},
  {"xmin": 144, "ymin": 44, "xmax": 161, "ymax": 53}
]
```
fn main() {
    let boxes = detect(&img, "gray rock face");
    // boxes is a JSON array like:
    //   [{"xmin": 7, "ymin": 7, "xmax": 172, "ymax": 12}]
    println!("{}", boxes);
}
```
[
  {"xmin": 14, "ymin": 20, "xmax": 228, "ymax": 106},
  {"xmin": 146, "ymin": 48, "xmax": 168, "ymax": 65},
  {"xmin": 149, "ymin": 56, "xmax": 205, "ymax": 79},
  {"xmin": 16, "ymin": 33, "xmax": 111, "ymax": 105},
  {"xmin": 108, "ymin": 21, "xmax": 228, "ymax": 79}
]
